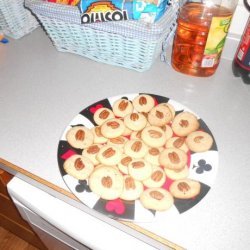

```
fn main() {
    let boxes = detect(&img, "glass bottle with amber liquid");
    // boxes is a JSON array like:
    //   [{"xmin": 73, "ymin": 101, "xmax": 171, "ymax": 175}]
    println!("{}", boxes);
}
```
[
  {"xmin": 232, "ymin": 0, "xmax": 250, "ymax": 84},
  {"xmin": 171, "ymin": 0, "xmax": 238, "ymax": 77}
]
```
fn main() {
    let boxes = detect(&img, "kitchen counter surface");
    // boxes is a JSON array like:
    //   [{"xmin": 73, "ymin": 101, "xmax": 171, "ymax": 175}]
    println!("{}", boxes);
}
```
[{"xmin": 1, "ymin": 28, "xmax": 250, "ymax": 249}]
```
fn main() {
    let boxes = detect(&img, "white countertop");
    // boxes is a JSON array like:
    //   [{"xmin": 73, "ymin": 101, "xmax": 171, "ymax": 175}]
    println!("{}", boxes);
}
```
[{"xmin": 1, "ymin": 28, "xmax": 250, "ymax": 249}]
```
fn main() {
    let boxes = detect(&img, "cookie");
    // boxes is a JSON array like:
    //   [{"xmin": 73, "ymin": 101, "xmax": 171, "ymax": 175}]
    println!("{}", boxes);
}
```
[
  {"xmin": 164, "ymin": 165, "xmax": 189, "ymax": 180},
  {"xmin": 147, "ymin": 104, "xmax": 173, "ymax": 127},
  {"xmin": 140, "ymin": 188, "xmax": 174, "ymax": 211},
  {"xmin": 82, "ymin": 144, "xmax": 102, "ymax": 165},
  {"xmin": 159, "ymin": 103, "xmax": 176, "ymax": 119},
  {"xmin": 171, "ymin": 112, "xmax": 200, "ymax": 136},
  {"xmin": 66, "ymin": 126, "xmax": 94, "ymax": 149},
  {"xmin": 130, "ymin": 130, "xmax": 142, "ymax": 140},
  {"xmin": 128, "ymin": 159, "xmax": 152, "ymax": 181},
  {"xmin": 117, "ymin": 154, "xmax": 133, "ymax": 174},
  {"xmin": 144, "ymin": 147, "xmax": 163, "ymax": 166},
  {"xmin": 165, "ymin": 137, "xmax": 189, "ymax": 153},
  {"xmin": 169, "ymin": 179, "xmax": 201, "ymax": 199},
  {"xmin": 161, "ymin": 124, "xmax": 174, "ymax": 141},
  {"xmin": 89, "ymin": 165, "xmax": 124, "ymax": 200},
  {"xmin": 120, "ymin": 175, "xmax": 144, "ymax": 201},
  {"xmin": 91, "ymin": 126, "xmax": 108, "ymax": 144},
  {"xmin": 186, "ymin": 131, "xmax": 213, "ymax": 152},
  {"xmin": 97, "ymin": 145, "xmax": 122, "ymax": 165},
  {"xmin": 112, "ymin": 98, "xmax": 134, "ymax": 118},
  {"xmin": 141, "ymin": 126, "xmax": 167, "ymax": 147},
  {"xmin": 122, "ymin": 125, "xmax": 133, "ymax": 137},
  {"xmin": 107, "ymin": 136, "xmax": 128, "ymax": 151},
  {"xmin": 142, "ymin": 166, "xmax": 166, "ymax": 188},
  {"xmin": 93, "ymin": 107, "xmax": 115, "ymax": 125},
  {"xmin": 159, "ymin": 148, "xmax": 188, "ymax": 170},
  {"xmin": 101, "ymin": 118, "xmax": 125, "ymax": 139},
  {"xmin": 95, "ymin": 164, "xmax": 118, "ymax": 171},
  {"xmin": 124, "ymin": 139, "xmax": 148, "ymax": 159},
  {"xmin": 63, "ymin": 155, "xmax": 94, "ymax": 180},
  {"xmin": 132, "ymin": 94, "xmax": 155, "ymax": 113},
  {"xmin": 124, "ymin": 112, "xmax": 147, "ymax": 131}
]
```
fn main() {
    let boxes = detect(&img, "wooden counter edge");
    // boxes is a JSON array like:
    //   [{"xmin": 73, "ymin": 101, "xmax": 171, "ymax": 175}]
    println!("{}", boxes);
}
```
[{"xmin": 0, "ymin": 157, "xmax": 185, "ymax": 250}]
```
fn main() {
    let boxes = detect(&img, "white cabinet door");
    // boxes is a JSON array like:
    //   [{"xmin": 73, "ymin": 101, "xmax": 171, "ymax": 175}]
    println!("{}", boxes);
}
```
[{"xmin": 13, "ymin": 198, "xmax": 89, "ymax": 250}]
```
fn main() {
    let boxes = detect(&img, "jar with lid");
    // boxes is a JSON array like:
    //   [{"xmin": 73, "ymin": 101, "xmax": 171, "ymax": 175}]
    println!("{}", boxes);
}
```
[
  {"xmin": 171, "ymin": 0, "xmax": 239, "ymax": 77},
  {"xmin": 232, "ymin": 0, "xmax": 250, "ymax": 84}
]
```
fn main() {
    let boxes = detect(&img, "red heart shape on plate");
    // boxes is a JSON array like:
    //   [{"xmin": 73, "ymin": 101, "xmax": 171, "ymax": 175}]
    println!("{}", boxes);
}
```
[
  {"xmin": 61, "ymin": 149, "xmax": 76, "ymax": 160},
  {"xmin": 153, "ymin": 97, "xmax": 158, "ymax": 106},
  {"xmin": 105, "ymin": 199, "xmax": 125, "ymax": 215},
  {"xmin": 90, "ymin": 104, "xmax": 103, "ymax": 114}
]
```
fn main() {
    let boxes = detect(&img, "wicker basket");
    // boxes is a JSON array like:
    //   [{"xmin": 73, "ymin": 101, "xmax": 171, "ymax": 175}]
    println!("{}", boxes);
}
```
[
  {"xmin": 0, "ymin": 0, "xmax": 39, "ymax": 39},
  {"xmin": 25, "ymin": 0, "xmax": 180, "ymax": 71}
]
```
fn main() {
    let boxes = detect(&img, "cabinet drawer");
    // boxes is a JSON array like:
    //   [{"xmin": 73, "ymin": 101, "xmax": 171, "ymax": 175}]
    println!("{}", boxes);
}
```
[
  {"xmin": 0, "ymin": 213, "xmax": 47, "ymax": 250},
  {"xmin": 0, "ymin": 194, "xmax": 31, "ymax": 229},
  {"xmin": 0, "ymin": 184, "xmax": 9, "ymax": 197},
  {"xmin": 0, "ymin": 169, "xmax": 13, "ymax": 196}
]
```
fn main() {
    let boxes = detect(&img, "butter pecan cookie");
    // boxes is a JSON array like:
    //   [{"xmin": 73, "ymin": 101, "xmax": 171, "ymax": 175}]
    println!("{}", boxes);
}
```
[
  {"xmin": 161, "ymin": 124, "xmax": 174, "ymax": 141},
  {"xmin": 186, "ymin": 131, "xmax": 213, "ymax": 152},
  {"xmin": 132, "ymin": 94, "xmax": 155, "ymax": 113},
  {"xmin": 124, "ymin": 112, "xmax": 147, "ymax": 131},
  {"xmin": 91, "ymin": 126, "xmax": 108, "ymax": 144},
  {"xmin": 122, "ymin": 125, "xmax": 133, "ymax": 137},
  {"xmin": 141, "ymin": 126, "xmax": 167, "ymax": 147},
  {"xmin": 164, "ymin": 165, "xmax": 189, "ymax": 180},
  {"xmin": 143, "ymin": 166, "xmax": 166, "ymax": 188},
  {"xmin": 159, "ymin": 103, "xmax": 176, "ymax": 119},
  {"xmin": 63, "ymin": 155, "xmax": 94, "ymax": 180},
  {"xmin": 140, "ymin": 188, "xmax": 174, "ymax": 211},
  {"xmin": 128, "ymin": 159, "xmax": 153, "ymax": 181},
  {"xmin": 130, "ymin": 130, "xmax": 143, "ymax": 140},
  {"xmin": 117, "ymin": 154, "xmax": 133, "ymax": 174},
  {"xmin": 124, "ymin": 139, "xmax": 148, "ymax": 159},
  {"xmin": 112, "ymin": 98, "xmax": 134, "ymax": 118},
  {"xmin": 159, "ymin": 148, "xmax": 188, "ymax": 170},
  {"xmin": 93, "ymin": 107, "xmax": 115, "ymax": 125},
  {"xmin": 147, "ymin": 104, "xmax": 173, "ymax": 127},
  {"xmin": 107, "ymin": 136, "xmax": 129, "ymax": 151},
  {"xmin": 97, "ymin": 145, "xmax": 122, "ymax": 165},
  {"xmin": 82, "ymin": 144, "xmax": 103, "ymax": 165},
  {"xmin": 165, "ymin": 137, "xmax": 189, "ymax": 153},
  {"xmin": 101, "ymin": 118, "xmax": 125, "ymax": 139},
  {"xmin": 171, "ymin": 112, "xmax": 200, "ymax": 136},
  {"xmin": 89, "ymin": 166, "xmax": 124, "ymax": 200},
  {"xmin": 66, "ymin": 126, "xmax": 94, "ymax": 149},
  {"xmin": 144, "ymin": 147, "xmax": 163, "ymax": 166},
  {"xmin": 120, "ymin": 175, "xmax": 144, "ymax": 201},
  {"xmin": 169, "ymin": 179, "xmax": 201, "ymax": 199}
]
